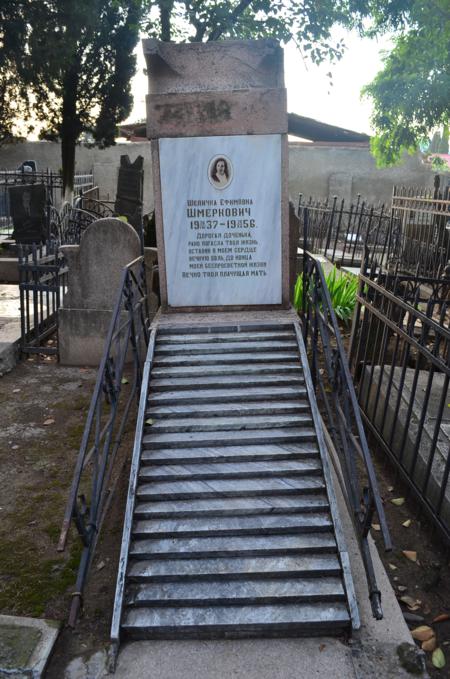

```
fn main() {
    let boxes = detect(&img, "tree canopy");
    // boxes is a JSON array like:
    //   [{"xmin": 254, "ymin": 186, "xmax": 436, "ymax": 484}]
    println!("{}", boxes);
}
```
[
  {"xmin": 362, "ymin": 0, "xmax": 450, "ymax": 167},
  {"xmin": 0, "ymin": 0, "xmax": 142, "ymax": 195}
]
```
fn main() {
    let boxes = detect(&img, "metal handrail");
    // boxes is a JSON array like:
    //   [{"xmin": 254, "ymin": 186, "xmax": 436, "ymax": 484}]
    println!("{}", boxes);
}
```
[
  {"xmin": 300, "ymin": 250, "xmax": 392, "ymax": 619},
  {"xmin": 58, "ymin": 255, "xmax": 150, "ymax": 626}
]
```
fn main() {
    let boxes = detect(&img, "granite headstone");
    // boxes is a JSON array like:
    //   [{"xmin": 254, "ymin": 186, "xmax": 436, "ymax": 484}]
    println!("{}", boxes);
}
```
[
  {"xmin": 8, "ymin": 184, "xmax": 47, "ymax": 243},
  {"xmin": 114, "ymin": 155, "xmax": 144, "ymax": 230}
]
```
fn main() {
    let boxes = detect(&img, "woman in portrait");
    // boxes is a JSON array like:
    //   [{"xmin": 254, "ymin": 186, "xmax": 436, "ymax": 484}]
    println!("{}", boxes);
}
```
[{"xmin": 210, "ymin": 157, "xmax": 229, "ymax": 187}]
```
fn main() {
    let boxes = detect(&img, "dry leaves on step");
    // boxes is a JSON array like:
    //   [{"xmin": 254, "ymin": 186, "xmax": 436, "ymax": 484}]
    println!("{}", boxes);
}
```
[
  {"xmin": 402, "ymin": 519, "xmax": 412, "ymax": 528},
  {"xmin": 400, "ymin": 595, "xmax": 421, "ymax": 611},
  {"xmin": 422, "ymin": 637, "xmax": 437, "ymax": 652},
  {"xmin": 402, "ymin": 550, "xmax": 417, "ymax": 562},
  {"xmin": 411, "ymin": 626, "xmax": 434, "ymax": 642},
  {"xmin": 433, "ymin": 613, "xmax": 450, "ymax": 624}
]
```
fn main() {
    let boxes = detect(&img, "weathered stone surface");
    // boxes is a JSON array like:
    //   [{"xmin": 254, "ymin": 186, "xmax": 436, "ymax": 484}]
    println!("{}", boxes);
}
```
[
  {"xmin": 146, "ymin": 89, "xmax": 287, "ymax": 138},
  {"xmin": 60, "ymin": 218, "xmax": 141, "ymax": 310},
  {"xmin": 143, "ymin": 38, "xmax": 284, "ymax": 94}
]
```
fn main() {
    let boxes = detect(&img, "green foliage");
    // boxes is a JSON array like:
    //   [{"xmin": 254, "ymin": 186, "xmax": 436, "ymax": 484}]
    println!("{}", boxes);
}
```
[
  {"xmin": 362, "ymin": 0, "xmax": 450, "ymax": 167},
  {"xmin": 294, "ymin": 266, "xmax": 358, "ymax": 323},
  {"xmin": 143, "ymin": 1, "xmax": 380, "ymax": 63},
  {"xmin": 1, "ymin": 0, "xmax": 143, "ymax": 193}
]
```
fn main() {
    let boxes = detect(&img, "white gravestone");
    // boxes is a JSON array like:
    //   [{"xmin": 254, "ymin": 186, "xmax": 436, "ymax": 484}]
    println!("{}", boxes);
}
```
[{"xmin": 159, "ymin": 134, "xmax": 282, "ymax": 307}]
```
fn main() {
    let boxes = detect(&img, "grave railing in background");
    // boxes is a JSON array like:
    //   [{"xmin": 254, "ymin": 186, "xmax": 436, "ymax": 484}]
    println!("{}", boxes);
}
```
[
  {"xmin": 0, "ymin": 169, "xmax": 94, "ymax": 238},
  {"xmin": 300, "ymin": 250, "xmax": 392, "ymax": 619},
  {"xmin": 349, "ymin": 252, "xmax": 450, "ymax": 545},
  {"xmin": 18, "ymin": 241, "xmax": 68, "ymax": 355},
  {"xmin": 390, "ymin": 183, "xmax": 450, "ymax": 277},
  {"xmin": 298, "ymin": 194, "xmax": 398, "ymax": 270},
  {"xmin": 57, "ymin": 256, "xmax": 150, "ymax": 626}
]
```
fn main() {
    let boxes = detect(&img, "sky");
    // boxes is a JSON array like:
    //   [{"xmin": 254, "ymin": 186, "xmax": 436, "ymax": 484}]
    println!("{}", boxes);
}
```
[{"xmin": 125, "ymin": 28, "xmax": 394, "ymax": 136}]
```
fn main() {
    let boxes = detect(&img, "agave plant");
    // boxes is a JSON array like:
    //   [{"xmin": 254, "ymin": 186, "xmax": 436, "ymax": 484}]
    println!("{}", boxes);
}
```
[{"xmin": 294, "ymin": 266, "xmax": 358, "ymax": 324}]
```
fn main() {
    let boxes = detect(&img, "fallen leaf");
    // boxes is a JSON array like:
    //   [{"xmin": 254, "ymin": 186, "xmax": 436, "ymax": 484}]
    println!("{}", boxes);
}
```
[
  {"xmin": 96, "ymin": 560, "xmax": 105, "ymax": 571},
  {"xmin": 371, "ymin": 523, "xmax": 381, "ymax": 531},
  {"xmin": 43, "ymin": 418, "xmax": 55, "ymax": 426},
  {"xmin": 12, "ymin": 388, "xmax": 21, "ymax": 393},
  {"xmin": 319, "ymin": 644, "xmax": 326, "ymax": 652},
  {"xmin": 433, "ymin": 613, "xmax": 450, "ymax": 624},
  {"xmin": 402, "ymin": 519, "xmax": 412, "ymax": 528},
  {"xmin": 432, "ymin": 648, "xmax": 446, "ymax": 669},
  {"xmin": 145, "ymin": 419, "xmax": 153, "ymax": 425},
  {"xmin": 388, "ymin": 563, "xmax": 398, "ymax": 571},
  {"xmin": 397, "ymin": 585, "xmax": 408, "ymax": 593},
  {"xmin": 400, "ymin": 595, "xmax": 421, "ymax": 610},
  {"xmin": 422, "ymin": 637, "xmax": 437, "ymax": 652},
  {"xmin": 403, "ymin": 550, "xmax": 417, "ymax": 562},
  {"xmin": 391, "ymin": 497, "xmax": 405, "ymax": 506},
  {"xmin": 387, "ymin": 485, "xmax": 394, "ymax": 492},
  {"xmin": 411, "ymin": 626, "xmax": 435, "ymax": 642},
  {"xmin": 79, "ymin": 368, "xmax": 88, "ymax": 372},
  {"xmin": 121, "ymin": 377, "xmax": 129, "ymax": 384}
]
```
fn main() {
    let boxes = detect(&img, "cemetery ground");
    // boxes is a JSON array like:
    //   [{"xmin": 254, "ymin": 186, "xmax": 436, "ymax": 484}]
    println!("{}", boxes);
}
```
[{"xmin": 0, "ymin": 348, "xmax": 449, "ymax": 677}]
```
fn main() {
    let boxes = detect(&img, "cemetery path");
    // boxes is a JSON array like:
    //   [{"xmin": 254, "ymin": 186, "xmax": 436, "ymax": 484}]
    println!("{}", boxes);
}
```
[{"xmin": 0, "ymin": 347, "xmax": 448, "ymax": 677}]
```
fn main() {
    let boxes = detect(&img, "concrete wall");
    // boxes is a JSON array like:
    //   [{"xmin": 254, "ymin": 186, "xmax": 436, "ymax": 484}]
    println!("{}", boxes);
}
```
[
  {"xmin": 288, "ymin": 142, "xmax": 435, "ymax": 206},
  {"xmin": 0, "ymin": 141, "xmax": 154, "ymax": 213},
  {"xmin": 0, "ymin": 139, "xmax": 437, "ymax": 212}
]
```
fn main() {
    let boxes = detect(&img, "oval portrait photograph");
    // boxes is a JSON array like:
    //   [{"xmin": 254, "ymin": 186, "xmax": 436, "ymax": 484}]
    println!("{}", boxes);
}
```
[{"xmin": 208, "ymin": 154, "xmax": 233, "ymax": 190}]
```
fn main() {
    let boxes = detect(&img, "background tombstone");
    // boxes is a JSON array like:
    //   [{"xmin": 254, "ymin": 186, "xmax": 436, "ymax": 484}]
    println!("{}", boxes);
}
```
[
  {"xmin": 114, "ymin": 155, "xmax": 144, "ymax": 232},
  {"xmin": 144, "ymin": 38, "xmax": 290, "ymax": 311},
  {"xmin": 8, "ymin": 184, "xmax": 47, "ymax": 243},
  {"xmin": 58, "ymin": 218, "xmax": 142, "ymax": 365}
]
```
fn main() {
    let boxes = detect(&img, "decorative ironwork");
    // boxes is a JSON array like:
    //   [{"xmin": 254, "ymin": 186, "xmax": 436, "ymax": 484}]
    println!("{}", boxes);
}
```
[
  {"xmin": 298, "ymin": 194, "xmax": 397, "ymax": 270},
  {"xmin": 301, "ymin": 249, "xmax": 392, "ymax": 619},
  {"xmin": 349, "ymin": 252, "xmax": 450, "ymax": 545},
  {"xmin": 390, "ymin": 184, "xmax": 450, "ymax": 277},
  {"xmin": 57, "ymin": 256, "xmax": 150, "ymax": 626},
  {"xmin": 18, "ymin": 241, "xmax": 68, "ymax": 355}
]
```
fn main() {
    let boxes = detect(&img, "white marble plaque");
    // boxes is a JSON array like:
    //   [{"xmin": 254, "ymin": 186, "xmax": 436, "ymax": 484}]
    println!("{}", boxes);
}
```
[{"xmin": 159, "ymin": 134, "xmax": 282, "ymax": 307}]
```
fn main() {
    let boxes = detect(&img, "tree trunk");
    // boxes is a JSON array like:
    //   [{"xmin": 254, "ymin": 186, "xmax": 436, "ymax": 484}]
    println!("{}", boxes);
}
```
[
  {"xmin": 160, "ymin": 0, "xmax": 174, "ymax": 41},
  {"xmin": 61, "ymin": 64, "xmax": 80, "ymax": 201}
]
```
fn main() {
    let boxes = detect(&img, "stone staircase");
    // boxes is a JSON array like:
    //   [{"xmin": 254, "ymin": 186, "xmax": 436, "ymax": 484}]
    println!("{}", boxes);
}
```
[{"xmin": 112, "ymin": 322, "xmax": 358, "ymax": 642}]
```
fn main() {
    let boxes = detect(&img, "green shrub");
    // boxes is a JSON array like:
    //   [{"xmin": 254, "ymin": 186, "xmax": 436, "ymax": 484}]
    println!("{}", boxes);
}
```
[{"xmin": 293, "ymin": 266, "xmax": 358, "ymax": 323}]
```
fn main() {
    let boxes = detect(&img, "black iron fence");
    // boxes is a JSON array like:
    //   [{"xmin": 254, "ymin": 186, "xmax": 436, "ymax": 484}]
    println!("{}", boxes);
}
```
[
  {"xmin": 18, "ymin": 241, "xmax": 68, "ymax": 355},
  {"xmin": 300, "ymin": 251, "xmax": 392, "ymax": 619},
  {"xmin": 298, "ymin": 195, "xmax": 397, "ymax": 270},
  {"xmin": 0, "ymin": 169, "xmax": 94, "ymax": 238},
  {"xmin": 57, "ymin": 256, "xmax": 150, "ymax": 625},
  {"xmin": 390, "ymin": 184, "xmax": 450, "ymax": 277},
  {"xmin": 349, "ymin": 254, "xmax": 450, "ymax": 545}
]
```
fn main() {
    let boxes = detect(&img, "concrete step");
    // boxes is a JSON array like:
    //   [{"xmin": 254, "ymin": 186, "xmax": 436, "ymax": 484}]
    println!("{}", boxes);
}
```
[
  {"xmin": 148, "ymin": 385, "xmax": 306, "ymax": 403},
  {"xmin": 145, "ymin": 413, "xmax": 313, "ymax": 434},
  {"xmin": 129, "ymin": 531, "xmax": 337, "ymax": 559},
  {"xmin": 139, "ymin": 459, "xmax": 322, "ymax": 482},
  {"xmin": 146, "ymin": 400, "xmax": 309, "ymax": 420},
  {"xmin": 142, "ymin": 428, "xmax": 317, "ymax": 450},
  {"xmin": 155, "ymin": 331, "xmax": 296, "ymax": 345},
  {"xmin": 125, "ymin": 577, "xmax": 346, "ymax": 607},
  {"xmin": 150, "ymin": 362, "xmax": 302, "ymax": 379},
  {"xmin": 121, "ymin": 603, "xmax": 350, "ymax": 639},
  {"xmin": 127, "ymin": 553, "xmax": 342, "ymax": 582},
  {"xmin": 154, "ymin": 340, "xmax": 298, "ymax": 356},
  {"xmin": 132, "ymin": 513, "xmax": 333, "ymax": 539},
  {"xmin": 152, "ymin": 351, "xmax": 300, "ymax": 368},
  {"xmin": 134, "ymin": 493, "xmax": 329, "ymax": 519},
  {"xmin": 140, "ymin": 442, "xmax": 319, "ymax": 465},
  {"xmin": 136, "ymin": 475, "xmax": 326, "ymax": 501}
]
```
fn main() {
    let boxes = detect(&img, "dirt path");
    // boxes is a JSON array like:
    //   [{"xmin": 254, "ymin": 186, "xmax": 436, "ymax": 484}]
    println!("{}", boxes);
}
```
[{"xmin": 0, "ymin": 356, "xmax": 131, "ymax": 676}]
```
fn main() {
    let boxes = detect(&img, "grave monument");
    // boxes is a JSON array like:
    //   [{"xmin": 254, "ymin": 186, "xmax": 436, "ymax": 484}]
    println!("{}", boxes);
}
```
[{"xmin": 144, "ymin": 38, "xmax": 290, "ymax": 310}]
